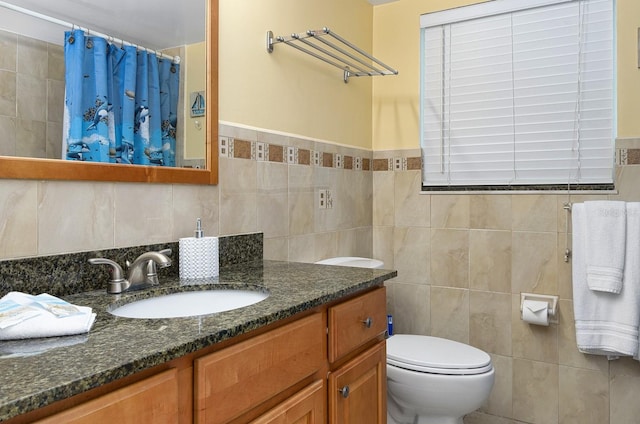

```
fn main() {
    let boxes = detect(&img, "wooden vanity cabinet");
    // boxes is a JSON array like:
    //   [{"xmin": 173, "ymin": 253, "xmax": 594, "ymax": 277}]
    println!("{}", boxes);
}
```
[{"xmin": 8, "ymin": 286, "xmax": 387, "ymax": 424}]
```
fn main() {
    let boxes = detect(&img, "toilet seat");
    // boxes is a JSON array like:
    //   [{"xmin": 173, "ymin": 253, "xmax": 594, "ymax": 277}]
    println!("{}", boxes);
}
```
[{"xmin": 387, "ymin": 335, "xmax": 492, "ymax": 375}]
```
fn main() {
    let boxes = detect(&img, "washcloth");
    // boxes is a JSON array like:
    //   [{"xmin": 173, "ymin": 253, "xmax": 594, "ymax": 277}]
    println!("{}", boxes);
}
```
[
  {"xmin": 572, "ymin": 203, "xmax": 640, "ymax": 358},
  {"xmin": 0, "ymin": 292, "xmax": 96, "ymax": 341},
  {"xmin": 584, "ymin": 200, "xmax": 627, "ymax": 294}
]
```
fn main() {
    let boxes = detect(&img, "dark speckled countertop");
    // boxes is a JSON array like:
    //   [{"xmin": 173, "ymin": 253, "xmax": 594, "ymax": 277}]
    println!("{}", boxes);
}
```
[{"xmin": 0, "ymin": 260, "xmax": 396, "ymax": 422}]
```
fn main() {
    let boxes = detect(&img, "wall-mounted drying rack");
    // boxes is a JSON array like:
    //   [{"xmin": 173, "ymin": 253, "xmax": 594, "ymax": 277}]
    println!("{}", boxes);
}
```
[{"xmin": 266, "ymin": 27, "xmax": 398, "ymax": 83}]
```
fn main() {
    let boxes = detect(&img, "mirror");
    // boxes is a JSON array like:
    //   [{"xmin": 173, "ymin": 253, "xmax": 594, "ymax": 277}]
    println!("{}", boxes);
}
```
[{"xmin": 0, "ymin": 0, "xmax": 218, "ymax": 184}]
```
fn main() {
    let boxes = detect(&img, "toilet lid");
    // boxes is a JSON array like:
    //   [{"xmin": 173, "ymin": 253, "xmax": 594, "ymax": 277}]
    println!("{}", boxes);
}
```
[{"xmin": 387, "ymin": 335, "xmax": 492, "ymax": 375}]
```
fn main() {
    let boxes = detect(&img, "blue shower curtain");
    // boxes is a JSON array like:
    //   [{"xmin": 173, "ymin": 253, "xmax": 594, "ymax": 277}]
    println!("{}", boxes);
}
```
[{"xmin": 62, "ymin": 29, "xmax": 179, "ymax": 166}]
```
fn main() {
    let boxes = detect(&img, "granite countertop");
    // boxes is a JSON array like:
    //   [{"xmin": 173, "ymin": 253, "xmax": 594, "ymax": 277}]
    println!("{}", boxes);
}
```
[{"xmin": 0, "ymin": 260, "xmax": 396, "ymax": 421}]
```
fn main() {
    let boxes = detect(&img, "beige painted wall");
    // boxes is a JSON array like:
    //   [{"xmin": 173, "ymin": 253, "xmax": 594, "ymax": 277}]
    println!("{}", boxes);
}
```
[
  {"xmin": 218, "ymin": 0, "xmax": 374, "ymax": 148},
  {"xmin": 372, "ymin": 0, "xmax": 640, "ymax": 150}
]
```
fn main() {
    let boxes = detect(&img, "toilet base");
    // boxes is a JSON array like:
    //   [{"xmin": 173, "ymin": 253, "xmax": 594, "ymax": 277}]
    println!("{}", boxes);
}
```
[{"xmin": 388, "ymin": 412, "xmax": 463, "ymax": 424}]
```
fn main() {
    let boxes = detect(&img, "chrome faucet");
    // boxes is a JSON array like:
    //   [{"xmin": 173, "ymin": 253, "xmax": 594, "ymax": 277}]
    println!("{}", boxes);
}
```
[{"xmin": 89, "ymin": 249, "xmax": 172, "ymax": 294}]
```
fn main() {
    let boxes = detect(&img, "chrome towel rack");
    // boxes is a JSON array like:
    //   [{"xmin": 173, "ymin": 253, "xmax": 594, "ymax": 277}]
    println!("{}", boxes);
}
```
[{"xmin": 266, "ymin": 27, "xmax": 398, "ymax": 83}]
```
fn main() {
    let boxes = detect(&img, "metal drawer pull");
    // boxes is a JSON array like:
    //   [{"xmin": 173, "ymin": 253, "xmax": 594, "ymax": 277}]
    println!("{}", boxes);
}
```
[
  {"xmin": 362, "ymin": 317, "xmax": 373, "ymax": 328},
  {"xmin": 339, "ymin": 385, "xmax": 350, "ymax": 398}
]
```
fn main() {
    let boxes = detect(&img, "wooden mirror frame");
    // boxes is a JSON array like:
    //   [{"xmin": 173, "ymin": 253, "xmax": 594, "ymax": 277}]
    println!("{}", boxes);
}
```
[{"xmin": 0, "ymin": 0, "xmax": 218, "ymax": 185}]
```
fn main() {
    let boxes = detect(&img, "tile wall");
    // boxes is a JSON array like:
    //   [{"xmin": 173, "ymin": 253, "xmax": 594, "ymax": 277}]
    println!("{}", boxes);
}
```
[
  {"xmin": 218, "ymin": 123, "xmax": 374, "ymax": 262},
  {"xmin": 374, "ymin": 140, "xmax": 640, "ymax": 424},
  {"xmin": 0, "ymin": 29, "xmax": 64, "ymax": 159}
]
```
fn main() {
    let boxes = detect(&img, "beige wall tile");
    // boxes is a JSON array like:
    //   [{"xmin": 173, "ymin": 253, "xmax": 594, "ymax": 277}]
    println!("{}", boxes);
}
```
[
  {"xmin": 389, "ymin": 281, "xmax": 430, "ymax": 335},
  {"xmin": 16, "ymin": 73, "xmax": 46, "ymax": 122},
  {"xmin": 559, "ymin": 365, "xmax": 609, "ymax": 424},
  {"xmin": 263, "ymin": 237, "xmax": 288, "ymax": 261},
  {"xmin": 430, "ymin": 286, "xmax": 469, "ymax": 343},
  {"xmin": 257, "ymin": 162, "xmax": 289, "ymax": 239},
  {"xmin": 0, "ymin": 69, "xmax": 16, "ymax": 117},
  {"xmin": 464, "ymin": 412, "xmax": 517, "ymax": 424},
  {"xmin": 431, "ymin": 194, "xmax": 470, "ymax": 229},
  {"xmin": 511, "ymin": 294, "xmax": 558, "ymax": 364},
  {"xmin": 431, "ymin": 228, "xmax": 469, "ymax": 288},
  {"xmin": 46, "ymin": 79, "xmax": 64, "ymax": 123},
  {"xmin": 39, "ymin": 181, "xmax": 114, "ymax": 254},
  {"xmin": 288, "ymin": 234, "xmax": 317, "ymax": 263},
  {"xmin": 314, "ymin": 232, "xmax": 338, "ymax": 262},
  {"xmin": 470, "ymin": 229, "xmax": 512, "ymax": 293},
  {"xmin": 393, "ymin": 226, "xmax": 430, "ymax": 284},
  {"xmin": 337, "ymin": 227, "xmax": 374, "ymax": 259},
  {"xmin": 16, "ymin": 119, "xmax": 46, "ymax": 158},
  {"xmin": 46, "ymin": 122, "xmax": 62, "ymax": 159},
  {"xmin": 0, "ymin": 116, "xmax": 16, "ymax": 156},
  {"xmin": 373, "ymin": 171, "xmax": 395, "ymax": 226},
  {"xmin": 512, "ymin": 194, "xmax": 558, "ymax": 232},
  {"xmin": 610, "ymin": 357, "xmax": 640, "ymax": 423},
  {"xmin": 481, "ymin": 354, "xmax": 513, "ymax": 419},
  {"xmin": 394, "ymin": 170, "xmax": 430, "ymax": 228},
  {"xmin": 470, "ymin": 291, "xmax": 512, "ymax": 356},
  {"xmin": 612, "ymin": 165, "xmax": 640, "ymax": 201},
  {"xmin": 511, "ymin": 231, "xmax": 558, "ymax": 294},
  {"xmin": 373, "ymin": 226, "xmax": 395, "ymax": 269},
  {"xmin": 512, "ymin": 358, "xmax": 559, "ymax": 424},
  {"xmin": 0, "ymin": 30, "xmax": 17, "ymax": 72},
  {"xmin": 17, "ymin": 35, "xmax": 47, "ymax": 79},
  {"xmin": 470, "ymin": 195, "xmax": 512, "ymax": 230},
  {"xmin": 0, "ymin": 180, "xmax": 37, "ymax": 258},
  {"xmin": 114, "ymin": 183, "xmax": 172, "ymax": 246},
  {"xmin": 47, "ymin": 43, "xmax": 64, "ymax": 81},
  {"xmin": 171, "ymin": 185, "xmax": 219, "ymax": 239},
  {"xmin": 219, "ymin": 157, "xmax": 257, "ymax": 235}
]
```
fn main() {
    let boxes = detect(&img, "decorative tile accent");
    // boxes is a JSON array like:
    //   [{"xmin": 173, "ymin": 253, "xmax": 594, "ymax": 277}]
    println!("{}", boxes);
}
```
[
  {"xmin": 362, "ymin": 158, "xmax": 370, "ymax": 171},
  {"xmin": 298, "ymin": 148, "xmax": 311, "ymax": 165},
  {"xmin": 233, "ymin": 139, "xmax": 252, "ymax": 159},
  {"xmin": 268, "ymin": 144, "xmax": 284, "ymax": 162},
  {"xmin": 627, "ymin": 148, "xmax": 640, "ymax": 165},
  {"xmin": 217, "ymin": 132, "xmax": 373, "ymax": 173},
  {"xmin": 334, "ymin": 153, "xmax": 343, "ymax": 169},
  {"xmin": 344, "ymin": 155, "xmax": 353, "ymax": 170},
  {"xmin": 355, "ymin": 156, "xmax": 362, "ymax": 171},
  {"xmin": 286, "ymin": 146, "xmax": 297, "ymax": 164},
  {"xmin": 256, "ymin": 141, "xmax": 266, "ymax": 161},
  {"xmin": 373, "ymin": 158, "xmax": 389, "ymax": 171},
  {"xmin": 407, "ymin": 157, "xmax": 422, "ymax": 170},
  {"xmin": 322, "ymin": 152, "xmax": 333, "ymax": 168}
]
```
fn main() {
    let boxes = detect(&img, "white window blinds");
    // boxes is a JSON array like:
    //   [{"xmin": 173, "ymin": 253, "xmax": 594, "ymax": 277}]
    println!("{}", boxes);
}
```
[{"xmin": 420, "ymin": 0, "xmax": 615, "ymax": 190}]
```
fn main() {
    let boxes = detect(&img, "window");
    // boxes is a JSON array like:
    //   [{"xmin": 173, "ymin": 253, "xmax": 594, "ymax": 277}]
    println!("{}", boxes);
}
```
[{"xmin": 420, "ymin": 0, "xmax": 615, "ymax": 191}]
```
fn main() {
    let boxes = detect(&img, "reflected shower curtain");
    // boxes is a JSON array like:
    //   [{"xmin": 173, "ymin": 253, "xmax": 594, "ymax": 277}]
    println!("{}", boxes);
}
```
[{"xmin": 62, "ymin": 29, "xmax": 179, "ymax": 166}]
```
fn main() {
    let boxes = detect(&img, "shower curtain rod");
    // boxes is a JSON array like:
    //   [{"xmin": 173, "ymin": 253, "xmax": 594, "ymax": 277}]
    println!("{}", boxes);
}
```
[{"xmin": 0, "ymin": 0, "xmax": 180, "ymax": 63}]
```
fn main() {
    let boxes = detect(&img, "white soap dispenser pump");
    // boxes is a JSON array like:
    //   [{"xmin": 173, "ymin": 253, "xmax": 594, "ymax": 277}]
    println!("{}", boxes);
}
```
[{"xmin": 178, "ymin": 218, "xmax": 219, "ymax": 280}]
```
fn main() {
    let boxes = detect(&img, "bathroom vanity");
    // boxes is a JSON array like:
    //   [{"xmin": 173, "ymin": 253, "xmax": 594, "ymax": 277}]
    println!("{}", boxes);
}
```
[{"xmin": 0, "ymin": 260, "xmax": 395, "ymax": 424}]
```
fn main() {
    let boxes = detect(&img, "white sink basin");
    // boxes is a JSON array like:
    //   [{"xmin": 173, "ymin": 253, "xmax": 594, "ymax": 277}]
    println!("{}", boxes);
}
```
[{"xmin": 109, "ymin": 289, "xmax": 269, "ymax": 319}]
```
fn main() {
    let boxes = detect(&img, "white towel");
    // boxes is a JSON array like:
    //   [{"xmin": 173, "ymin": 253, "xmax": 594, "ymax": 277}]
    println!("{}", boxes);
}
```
[
  {"xmin": 0, "ymin": 292, "xmax": 96, "ymax": 341},
  {"xmin": 584, "ymin": 200, "xmax": 627, "ymax": 294},
  {"xmin": 572, "ymin": 203, "xmax": 640, "ymax": 358}
]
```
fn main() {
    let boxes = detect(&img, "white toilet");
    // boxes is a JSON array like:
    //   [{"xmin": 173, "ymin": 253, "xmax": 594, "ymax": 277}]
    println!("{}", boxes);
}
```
[{"xmin": 386, "ymin": 334, "xmax": 495, "ymax": 424}]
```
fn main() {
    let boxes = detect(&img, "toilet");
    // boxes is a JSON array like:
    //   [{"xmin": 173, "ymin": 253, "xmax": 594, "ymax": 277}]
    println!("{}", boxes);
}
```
[
  {"xmin": 386, "ymin": 335, "xmax": 495, "ymax": 424},
  {"xmin": 315, "ymin": 258, "xmax": 494, "ymax": 423}
]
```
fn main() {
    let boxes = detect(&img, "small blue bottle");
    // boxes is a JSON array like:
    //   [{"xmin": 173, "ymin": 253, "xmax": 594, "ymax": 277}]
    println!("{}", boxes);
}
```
[{"xmin": 387, "ymin": 314, "xmax": 393, "ymax": 337}]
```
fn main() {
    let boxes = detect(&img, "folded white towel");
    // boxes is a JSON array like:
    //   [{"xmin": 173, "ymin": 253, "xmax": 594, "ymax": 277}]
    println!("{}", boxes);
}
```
[
  {"xmin": 0, "ymin": 292, "xmax": 96, "ymax": 341},
  {"xmin": 584, "ymin": 200, "xmax": 626, "ymax": 294},
  {"xmin": 572, "ymin": 203, "xmax": 640, "ymax": 358}
]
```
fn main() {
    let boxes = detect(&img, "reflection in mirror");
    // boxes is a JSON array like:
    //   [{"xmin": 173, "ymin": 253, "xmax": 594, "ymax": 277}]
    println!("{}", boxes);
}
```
[{"xmin": 0, "ymin": 0, "xmax": 217, "ymax": 184}]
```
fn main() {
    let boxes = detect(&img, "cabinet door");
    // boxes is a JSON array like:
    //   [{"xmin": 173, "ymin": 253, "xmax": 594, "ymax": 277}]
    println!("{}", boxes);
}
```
[
  {"xmin": 328, "ymin": 341, "xmax": 386, "ymax": 424},
  {"xmin": 195, "ymin": 313, "xmax": 324, "ymax": 424},
  {"xmin": 250, "ymin": 380, "xmax": 325, "ymax": 424},
  {"xmin": 34, "ymin": 368, "xmax": 179, "ymax": 424}
]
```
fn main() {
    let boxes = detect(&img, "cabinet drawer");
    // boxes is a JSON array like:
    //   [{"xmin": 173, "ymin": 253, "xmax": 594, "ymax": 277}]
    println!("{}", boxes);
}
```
[
  {"xmin": 328, "ymin": 287, "xmax": 386, "ymax": 363},
  {"xmin": 35, "ymin": 368, "xmax": 179, "ymax": 424},
  {"xmin": 195, "ymin": 313, "xmax": 324, "ymax": 424},
  {"xmin": 250, "ymin": 380, "xmax": 325, "ymax": 424}
]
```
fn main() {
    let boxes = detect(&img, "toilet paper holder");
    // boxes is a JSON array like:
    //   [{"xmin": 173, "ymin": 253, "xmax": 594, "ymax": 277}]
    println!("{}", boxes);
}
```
[{"xmin": 520, "ymin": 293, "xmax": 559, "ymax": 325}]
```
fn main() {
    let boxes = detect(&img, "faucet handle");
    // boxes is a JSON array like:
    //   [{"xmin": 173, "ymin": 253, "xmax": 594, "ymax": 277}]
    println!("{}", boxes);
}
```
[{"xmin": 88, "ymin": 257, "xmax": 130, "ymax": 294}]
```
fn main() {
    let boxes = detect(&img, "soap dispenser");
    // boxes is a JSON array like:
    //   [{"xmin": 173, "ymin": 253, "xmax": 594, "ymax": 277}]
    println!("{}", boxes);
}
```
[{"xmin": 178, "ymin": 219, "xmax": 219, "ymax": 280}]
